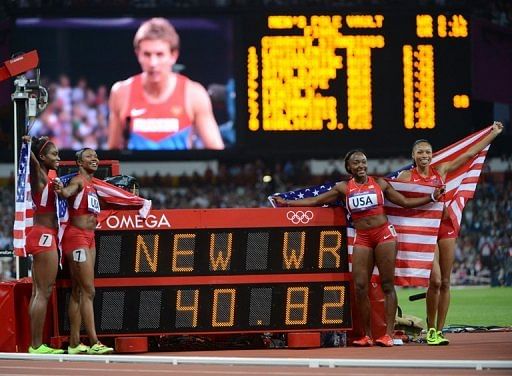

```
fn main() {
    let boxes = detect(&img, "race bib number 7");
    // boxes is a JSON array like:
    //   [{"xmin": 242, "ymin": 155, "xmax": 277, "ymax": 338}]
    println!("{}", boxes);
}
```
[
  {"xmin": 72, "ymin": 248, "xmax": 87, "ymax": 263},
  {"xmin": 38, "ymin": 234, "xmax": 53, "ymax": 247}
]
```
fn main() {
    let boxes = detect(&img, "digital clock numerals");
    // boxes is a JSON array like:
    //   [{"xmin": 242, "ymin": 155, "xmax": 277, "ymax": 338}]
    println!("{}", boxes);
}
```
[
  {"xmin": 416, "ymin": 14, "xmax": 469, "ymax": 39},
  {"xmin": 75, "ymin": 283, "xmax": 350, "ymax": 334},
  {"xmin": 403, "ymin": 44, "xmax": 435, "ymax": 129}
]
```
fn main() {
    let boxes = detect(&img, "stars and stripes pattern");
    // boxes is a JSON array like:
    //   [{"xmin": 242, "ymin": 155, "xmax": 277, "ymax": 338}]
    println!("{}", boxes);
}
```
[
  {"xmin": 56, "ymin": 173, "xmax": 152, "ymax": 249},
  {"xmin": 14, "ymin": 162, "xmax": 151, "ymax": 258},
  {"xmin": 270, "ymin": 126, "xmax": 493, "ymax": 287},
  {"xmin": 13, "ymin": 141, "xmax": 33, "ymax": 257}
]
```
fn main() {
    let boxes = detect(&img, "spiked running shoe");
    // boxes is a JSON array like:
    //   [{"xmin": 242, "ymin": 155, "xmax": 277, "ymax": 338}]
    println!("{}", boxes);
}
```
[
  {"xmin": 426, "ymin": 328, "xmax": 438, "ymax": 345},
  {"xmin": 375, "ymin": 334, "xmax": 394, "ymax": 347},
  {"xmin": 436, "ymin": 331, "xmax": 450, "ymax": 345},
  {"xmin": 352, "ymin": 335, "xmax": 374, "ymax": 347},
  {"xmin": 68, "ymin": 343, "xmax": 90, "ymax": 355},
  {"xmin": 87, "ymin": 342, "xmax": 114, "ymax": 355},
  {"xmin": 28, "ymin": 344, "xmax": 65, "ymax": 354}
]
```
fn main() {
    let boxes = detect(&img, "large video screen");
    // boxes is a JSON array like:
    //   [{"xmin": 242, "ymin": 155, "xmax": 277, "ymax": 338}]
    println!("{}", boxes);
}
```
[
  {"xmin": 7, "ymin": 11, "xmax": 473, "ymax": 160},
  {"xmin": 11, "ymin": 17, "xmax": 235, "ymax": 155}
]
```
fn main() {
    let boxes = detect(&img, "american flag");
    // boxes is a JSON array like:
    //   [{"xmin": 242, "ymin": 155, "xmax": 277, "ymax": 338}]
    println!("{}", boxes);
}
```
[
  {"xmin": 13, "ymin": 141, "xmax": 33, "ymax": 257},
  {"xmin": 57, "ymin": 173, "xmax": 152, "ymax": 249},
  {"xmin": 270, "ymin": 126, "xmax": 493, "ymax": 286}
]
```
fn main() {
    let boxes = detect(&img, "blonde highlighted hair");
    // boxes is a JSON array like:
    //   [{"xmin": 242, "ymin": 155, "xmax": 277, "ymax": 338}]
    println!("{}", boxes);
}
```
[{"xmin": 133, "ymin": 18, "xmax": 180, "ymax": 52}]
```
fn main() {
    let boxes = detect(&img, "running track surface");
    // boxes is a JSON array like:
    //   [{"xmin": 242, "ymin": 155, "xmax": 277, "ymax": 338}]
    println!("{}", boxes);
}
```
[{"xmin": 1, "ymin": 332, "xmax": 511, "ymax": 375}]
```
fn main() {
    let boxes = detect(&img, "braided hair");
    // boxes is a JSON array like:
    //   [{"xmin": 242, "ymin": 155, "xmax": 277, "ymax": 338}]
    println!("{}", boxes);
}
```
[{"xmin": 343, "ymin": 149, "xmax": 365, "ymax": 174}]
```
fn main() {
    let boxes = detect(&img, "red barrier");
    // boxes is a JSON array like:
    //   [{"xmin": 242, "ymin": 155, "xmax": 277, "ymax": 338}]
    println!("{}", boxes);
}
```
[{"xmin": 0, "ymin": 278, "xmax": 51, "ymax": 352}]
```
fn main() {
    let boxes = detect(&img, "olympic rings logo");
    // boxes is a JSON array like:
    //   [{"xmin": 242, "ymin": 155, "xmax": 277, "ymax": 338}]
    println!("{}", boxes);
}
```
[{"xmin": 286, "ymin": 210, "xmax": 314, "ymax": 224}]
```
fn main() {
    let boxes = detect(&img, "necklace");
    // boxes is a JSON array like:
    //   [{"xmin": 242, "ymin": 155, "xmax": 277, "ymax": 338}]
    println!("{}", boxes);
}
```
[{"xmin": 353, "ymin": 176, "xmax": 369, "ymax": 186}]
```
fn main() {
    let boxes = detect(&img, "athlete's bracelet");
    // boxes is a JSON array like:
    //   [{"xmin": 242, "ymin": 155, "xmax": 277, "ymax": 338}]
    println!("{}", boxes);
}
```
[{"xmin": 430, "ymin": 192, "xmax": 437, "ymax": 202}]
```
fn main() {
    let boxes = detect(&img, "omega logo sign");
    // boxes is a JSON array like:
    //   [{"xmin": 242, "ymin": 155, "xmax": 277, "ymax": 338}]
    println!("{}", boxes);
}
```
[{"xmin": 97, "ymin": 214, "xmax": 171, "ymax": 230}]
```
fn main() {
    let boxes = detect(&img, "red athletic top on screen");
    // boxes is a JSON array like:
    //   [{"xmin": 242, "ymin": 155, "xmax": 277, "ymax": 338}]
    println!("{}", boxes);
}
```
[
  {"xmin": 345, "ymin": 176, "xmax": 385, "ymax": 220},
  {"xmin": 127, "ymin": 73, "xmax": 192, "ymax": 143},
  {"xmin": 69, "ymin": 175, "xmax": 100, "ymax": 217}
]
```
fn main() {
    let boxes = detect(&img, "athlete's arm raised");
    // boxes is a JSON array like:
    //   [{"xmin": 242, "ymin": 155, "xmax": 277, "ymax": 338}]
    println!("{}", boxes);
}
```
[{"xmin": 436, "ymin": 121, "xmax": 503, "ymax": 177}]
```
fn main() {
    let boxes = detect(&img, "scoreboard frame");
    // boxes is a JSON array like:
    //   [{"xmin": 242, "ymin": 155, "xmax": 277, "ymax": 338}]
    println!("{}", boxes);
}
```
[
  {"xmin": 54, "ymin": 207, "xmax": 352, "ymax": 338},
  {"xmin": 238, "ymin": 11, "xmax": 472, "ymax": 158}
]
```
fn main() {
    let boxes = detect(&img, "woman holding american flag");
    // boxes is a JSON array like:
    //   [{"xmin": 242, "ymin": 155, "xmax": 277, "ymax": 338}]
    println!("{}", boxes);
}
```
[
  {"xmin": 273, "ymin": 150, "xmax": 444, "ymax": 347},
  {"xmin": 21, "ymin": 136, "xmax": 65, "ymax": 354},
  {"xmin": 397, "ymin": 121, "xmax": 503, "ymax": 346},
  {"xmin": 54, "ymin": 148, "xmax": 114, "ymax": 355}
]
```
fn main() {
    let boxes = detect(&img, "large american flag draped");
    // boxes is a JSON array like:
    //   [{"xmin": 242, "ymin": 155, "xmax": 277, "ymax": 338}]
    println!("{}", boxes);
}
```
[
  {"xmin": 14, "ymin": 165, "xmax": 151, "ymax": 258},
  {"xmin": 270, "ymin": 126, "xmax": 493, "ymax": 286},
  {"xmin": 57, "ymin": 173, "xmax": 152, "ymax": 251},
  {"xmin": 13, "ymin": 141, "xmax": 33, "ymax": 257}
]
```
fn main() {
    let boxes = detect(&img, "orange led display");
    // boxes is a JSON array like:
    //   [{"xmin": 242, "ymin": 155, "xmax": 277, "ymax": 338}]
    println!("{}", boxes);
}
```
[
  {"xmin": 285, "ymin": 287, "xmax": 309, "ymax": 325},
  {"xmin": 321, "ymin": 285, "xmax": 345, "ymax": 324},
  {"xmin": 212, "ymin": 288, "xmax": 236, "ymax": 327}
]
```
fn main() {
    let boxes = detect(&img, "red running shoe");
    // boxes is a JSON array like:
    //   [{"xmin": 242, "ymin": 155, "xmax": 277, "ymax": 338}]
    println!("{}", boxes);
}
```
[
  {"xmin": 375, "ymin": 334, "xmax": 394, "ymax": 347},
  {"xmin": 352, "ymin": 335, "xmax": 374, "ymax": 347}
]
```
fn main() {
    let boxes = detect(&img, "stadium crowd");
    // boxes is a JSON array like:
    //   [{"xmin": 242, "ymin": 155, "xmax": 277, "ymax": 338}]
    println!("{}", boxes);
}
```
[{"xmin": 1, "ymin": 160, "xmax": 511, "ymax": 285}]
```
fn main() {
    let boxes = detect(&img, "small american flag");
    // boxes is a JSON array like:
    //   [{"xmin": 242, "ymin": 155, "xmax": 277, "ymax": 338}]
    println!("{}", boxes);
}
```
[
  {"xmin": 13, "ymin": 141, "xmax": 34, "ymax": 257},
  {"xmin": 271, "ymin": 126, "xmax": 493, "ymax": 287}
]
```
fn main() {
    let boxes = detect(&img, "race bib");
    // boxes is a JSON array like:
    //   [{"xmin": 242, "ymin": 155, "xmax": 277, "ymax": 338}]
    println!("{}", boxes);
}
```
[
  {"xmin": 348, "ymin": 193, "xmax": 378, "ymax": 212},
  {"xmin": 388, "ymin": 224, "xmax": 397, "ymax": 237},
  {"xmin": 38, "ymin": 233, "xmax": 53, "ymax": 247},
  {"xmin": 72, "ymin": 248, "xmax": 87, "ymax": 263},
  {"xmin": 87, "ymin": 192, "xmax": 100, "ymax": 214}
]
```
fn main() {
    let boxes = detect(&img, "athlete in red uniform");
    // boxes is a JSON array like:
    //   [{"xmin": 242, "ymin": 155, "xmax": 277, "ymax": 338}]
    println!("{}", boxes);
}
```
[
  {"xmin": 108, "ymin": 17, "xmax": 224, "ymax": 150},
  {"xmin": 54, "ymin": 148, "xmax": 113, "ymax": 355},
  {"xmin": 397, "ymin": 121, "xmax": 503, "ymax": 346},
  {"xmin": 22, "ymin": 136, "xmax": 64, "ymax": 354},
  {"xmin": 274, "ymin": 150, "xmax": 443, "ymax": 347}
]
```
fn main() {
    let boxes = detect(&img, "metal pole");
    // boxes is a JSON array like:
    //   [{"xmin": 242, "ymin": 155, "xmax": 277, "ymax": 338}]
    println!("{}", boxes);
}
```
[{"xmin": 12, "ymin": 76, "xmax": 29, "ymax": 280}]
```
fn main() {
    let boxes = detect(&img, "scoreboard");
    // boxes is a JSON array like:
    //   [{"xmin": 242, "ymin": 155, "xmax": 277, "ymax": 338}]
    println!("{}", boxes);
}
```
[
  {"xmin": 240, "ymin": 12, "xmax": 471, "ymax": 156},
  {"xmin": 55, "ymin": 207, "xmax": 352, "ymax": 336}
]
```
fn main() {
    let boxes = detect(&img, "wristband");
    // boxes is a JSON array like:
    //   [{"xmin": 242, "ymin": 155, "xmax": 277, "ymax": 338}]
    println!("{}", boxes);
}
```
[{"xmin": 430, "ymin": 192, "xmax": 437, "ymax": 202}]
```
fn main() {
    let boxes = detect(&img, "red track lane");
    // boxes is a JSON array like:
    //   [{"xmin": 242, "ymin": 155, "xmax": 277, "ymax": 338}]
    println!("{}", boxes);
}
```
[{"xmin": 0, "ymin": 332, "xmax": 510, "ymax": 376}]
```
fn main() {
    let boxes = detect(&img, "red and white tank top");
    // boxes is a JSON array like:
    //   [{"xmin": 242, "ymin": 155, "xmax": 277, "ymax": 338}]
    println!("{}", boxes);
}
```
[
  {"xmin": 410, "ymin": 166, "xmax": 444, "ymax": 186},
  {"xmin": 127, "ymin": 73, "xmax": 192, "ymax": 143},
  {"xmin": 345, "ymin": 176, "xmax": 385, "ymax": 221},
  {"xmin": 32, "ymin": 179, "xmax": 57, "ymax": 215},
  {"xmin": 69, "ymin": 175, "xmax": 100, "ymax": 217}
]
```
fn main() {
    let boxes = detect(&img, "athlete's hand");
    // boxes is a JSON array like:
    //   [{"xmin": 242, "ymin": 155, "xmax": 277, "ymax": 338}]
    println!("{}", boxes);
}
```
[
  {"xmin": 22, "ymin": 135, "xmax": 32, "ymax": 143},
  {"xmin": 491, "ymin": 121, "xmax": 503, "ymax": 136},
  {"xmin": 432, "ymin": 186, "xmax": 445, "ymax": 201},
  {"xmin": 53, "ymin": 177, "xmax": 63, "ymax": 193},
  {"xmin": 272, "ymin": 196, "xmax": 287, "ymax": 207}
]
